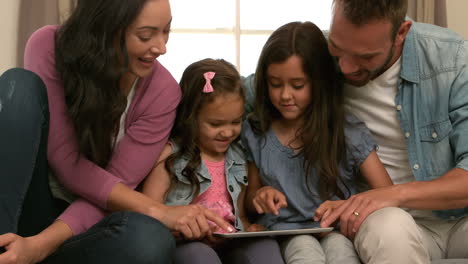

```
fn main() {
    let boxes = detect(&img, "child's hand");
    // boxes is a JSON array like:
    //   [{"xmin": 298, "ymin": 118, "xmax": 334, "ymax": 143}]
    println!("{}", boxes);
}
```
[
  {"xmin": 313, "ymin": 200, "xmax": 345, "ymax": 222},
  {"xmin": 203, "ymin": 232, "xmax": 227, "ymax": 248},
  {"xmin": 253, "ymin": 186, "xmax": 287, "ymax": 215},
  {"xmin": 245, "ymin": 223, "xmax": 266, "ymax": 232}
]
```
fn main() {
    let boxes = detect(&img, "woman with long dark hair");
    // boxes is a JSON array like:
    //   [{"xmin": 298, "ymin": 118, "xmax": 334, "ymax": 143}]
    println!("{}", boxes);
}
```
[{"xmin": 0, "ymin": 0, "xmax": 231, "ymax": 263}]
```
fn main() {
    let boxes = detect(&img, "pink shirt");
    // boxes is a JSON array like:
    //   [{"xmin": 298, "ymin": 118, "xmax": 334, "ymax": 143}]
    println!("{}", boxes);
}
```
[
  {"xmin": 191, "ymin": 159, "xmax": 235, "ymax": 232},
  {"xmin": 24, "ymin": 25, "xmax": 181, "ymax": 234}
]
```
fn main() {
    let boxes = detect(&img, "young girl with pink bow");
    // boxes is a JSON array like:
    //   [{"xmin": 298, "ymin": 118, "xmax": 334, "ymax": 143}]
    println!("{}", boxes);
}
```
[{"xmin": 142, "ymin": 58, "xmax": 284, "ymax": 264}]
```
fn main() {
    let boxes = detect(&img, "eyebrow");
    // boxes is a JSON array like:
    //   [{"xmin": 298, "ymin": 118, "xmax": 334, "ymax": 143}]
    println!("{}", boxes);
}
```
[
  {"xmin": 208, "ymin": 114, "xmax": 244, "ymax": 122},
  {"xmin": 290, "ymin": 78, "xmax": 306, "ymax": 82},
  {"xmin": 329, "ymin": 37, "xmax": 381, "ymax": 58},
  {"xmin": 136, "ymin": 18, "xmax": 173, "ymax": 31},
  {"xmin": 268, "ymin": 75, "xmax": 306, "ymax": 82}
]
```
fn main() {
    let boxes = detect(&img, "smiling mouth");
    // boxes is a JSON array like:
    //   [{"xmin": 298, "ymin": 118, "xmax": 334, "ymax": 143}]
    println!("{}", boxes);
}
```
[{"xmin": 139, "ymin": 57, "xmax": 155, "ymax": 63}]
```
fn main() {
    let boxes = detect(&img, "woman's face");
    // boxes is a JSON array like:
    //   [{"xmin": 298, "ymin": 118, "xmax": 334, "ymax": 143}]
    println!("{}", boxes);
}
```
[{"xmin": 125, "ymin": 0, "xmax": 172, "ymax": 78}]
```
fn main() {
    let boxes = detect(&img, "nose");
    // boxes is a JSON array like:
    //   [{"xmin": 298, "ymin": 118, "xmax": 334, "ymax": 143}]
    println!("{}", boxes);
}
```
[
  {"xmin": 220, "ymin": 128, "xmax": 234, "ymax": 138},
  {"xmin": 280, "ymin": 86, "xmax": 292, "ymax": 100},
  {"xmin": 150, "ymin": 36, "xmax": 167, "ymax": 56},
  {"xmin": 337, "ymin": 55, "xmax": 359, "ymax": 75}
]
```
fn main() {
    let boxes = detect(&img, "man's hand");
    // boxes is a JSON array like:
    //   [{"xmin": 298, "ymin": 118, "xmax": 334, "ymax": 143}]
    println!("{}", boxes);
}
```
[
  {"xmin": 320, "ymin": 186, "xmax": 401, "ymax": 239},
  {"xmin": 253, "ymin": 186, "xmax": 287, "ymax": 215}
]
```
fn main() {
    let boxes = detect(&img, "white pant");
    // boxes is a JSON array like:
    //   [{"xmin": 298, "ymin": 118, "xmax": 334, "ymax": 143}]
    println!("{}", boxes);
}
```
[
  {"xmin": 280, "ymin": 232, "xmax": 360, "ymax": 264},
  {"xmin": 355, "ymin": 207, "xmax": 468, "ymax": 264}
]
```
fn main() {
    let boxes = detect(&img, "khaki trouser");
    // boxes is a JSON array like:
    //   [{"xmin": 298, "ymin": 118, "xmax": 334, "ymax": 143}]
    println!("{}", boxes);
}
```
[
  {"xmin": 280, "ymin": 232, "xmax": 361, "ymax": 264},
  {"xmin": 355, "ymin": 207, "xmax": 468, "ymax": 264}
]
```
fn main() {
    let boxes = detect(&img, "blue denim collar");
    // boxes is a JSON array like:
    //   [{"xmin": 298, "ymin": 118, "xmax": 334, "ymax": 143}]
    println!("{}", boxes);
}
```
[
  {"xmin": 171, "ymin": 141, "xmax": 245, "ymax": 181},
  {"xmin": 401, "ymin": 25, "xmax": 421, "ymax": 84}
]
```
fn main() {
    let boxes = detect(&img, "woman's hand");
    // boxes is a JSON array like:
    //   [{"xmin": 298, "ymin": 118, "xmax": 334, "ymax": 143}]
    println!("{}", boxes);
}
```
[
  {"xmin": 253, "ymin": 186, "xmax": 287, "ymax": 215},
  {"xmin": 159, "ymin": 204, "xmax": 234, "ymax": 240},
  {"xmin": 0, "ymin": 234, "xmax": 42, "ymax": 264},
  {"xmin": 313, "ymin": 200, "xmax": 345, "ymax": 222}
]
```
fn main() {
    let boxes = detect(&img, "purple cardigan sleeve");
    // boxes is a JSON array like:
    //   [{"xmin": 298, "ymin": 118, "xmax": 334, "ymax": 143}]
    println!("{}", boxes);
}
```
[{"xmin": 24, "ymin": 25, "xmax": 181, "ymax": 234}]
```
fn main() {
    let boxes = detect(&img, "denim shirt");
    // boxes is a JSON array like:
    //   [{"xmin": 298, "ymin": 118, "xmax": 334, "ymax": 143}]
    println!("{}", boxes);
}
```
[
  {"xmin": 164, "ymin": 142, "xmax": 248, "ymax": 231},
  {"xmin": 397, "ymin": 22, "xmax": 468, "ymax": 219}
]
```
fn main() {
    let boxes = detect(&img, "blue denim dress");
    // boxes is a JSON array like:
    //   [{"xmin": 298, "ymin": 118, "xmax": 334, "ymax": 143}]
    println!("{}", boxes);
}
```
[{"xmin": 241, "ymin": 114, "xmax": 375, "ymax": 230}]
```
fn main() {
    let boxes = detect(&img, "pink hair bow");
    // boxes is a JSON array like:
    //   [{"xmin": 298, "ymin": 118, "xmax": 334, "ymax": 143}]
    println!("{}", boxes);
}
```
[{"xmin": 203, "ymin": 72, "xmax": 216, "ymax": 93}]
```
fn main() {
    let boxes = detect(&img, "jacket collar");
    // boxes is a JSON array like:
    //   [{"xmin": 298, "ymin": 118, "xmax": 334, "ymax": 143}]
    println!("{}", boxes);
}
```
[{"xmin": 172, "ymin": 142, "xmax": 245, "ymax": 179}]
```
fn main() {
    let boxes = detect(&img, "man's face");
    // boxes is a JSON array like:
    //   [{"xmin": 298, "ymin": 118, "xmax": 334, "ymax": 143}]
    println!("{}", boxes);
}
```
[{"xmin": 328, "ymin": 4, "xmax": 397, "ymax": 87}]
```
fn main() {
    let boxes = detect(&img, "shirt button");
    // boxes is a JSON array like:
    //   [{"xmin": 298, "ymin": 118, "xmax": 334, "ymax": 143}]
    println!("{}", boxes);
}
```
[
  {"xmin": 396, "ymin": 105, "xmax": 402, "ymax": 111},
  {"xmin": 405, "ymin": 132, "xmax": 411, "ymax": 138},
  {"xmin": 413, "ymin": 164, "xmax": 420, "ymax": 170},
  {"xmin": 229, "ymin": 185, "xmax": 234, "ymax": 192},
  {"xmin": 244, "ymin": 176, "xmax": 248, "ymax": 183},
  {"xmin": 432, "ymin": 132, "xmax": 438, "ymax": 139}
]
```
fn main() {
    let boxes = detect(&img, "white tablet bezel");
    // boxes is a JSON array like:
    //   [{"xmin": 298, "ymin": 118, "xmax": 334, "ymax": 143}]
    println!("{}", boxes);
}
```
[{"xmin": 214, "ymin": 227, "xmax": 333, "ymax": 238}]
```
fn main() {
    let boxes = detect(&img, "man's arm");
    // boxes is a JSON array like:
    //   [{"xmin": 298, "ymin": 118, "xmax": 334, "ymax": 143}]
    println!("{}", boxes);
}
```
[
  {"xmin": 321, "ymin": 168, "xmax": 468, "ymax": 239},
  {"xmin": 321, "ymin": 38, "xmax": 468, "ymax": 239}
]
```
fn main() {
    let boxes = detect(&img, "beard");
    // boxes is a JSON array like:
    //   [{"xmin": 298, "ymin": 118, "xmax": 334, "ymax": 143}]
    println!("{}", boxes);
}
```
[{"xmin": 343, "ymin": 44, "xmax": 395, "ymax": 87}]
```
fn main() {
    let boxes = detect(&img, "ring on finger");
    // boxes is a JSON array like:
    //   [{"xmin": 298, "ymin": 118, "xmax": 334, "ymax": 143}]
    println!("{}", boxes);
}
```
[{"xmin": 353, "ymin": 211, "xmax": 359, "ymax": 216}]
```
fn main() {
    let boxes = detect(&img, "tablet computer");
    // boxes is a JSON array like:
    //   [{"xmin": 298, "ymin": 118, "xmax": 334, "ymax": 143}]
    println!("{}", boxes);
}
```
[{"xmin": 214, "ymin": 227, "xmax": 333, "ymax": 238}]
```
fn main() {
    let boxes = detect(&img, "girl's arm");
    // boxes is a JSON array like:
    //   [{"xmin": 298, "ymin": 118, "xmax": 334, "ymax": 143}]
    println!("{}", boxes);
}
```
[
  {"xmin": 141, "ymin": 144, "xmax": 233, "ymax": 239},
  {"xmin": 236, "ymin": 184, "xmax": 250, "ymax": 228},
  {"xmin": 141, "ymin": 144, "xmax": 173, "ymax": 203},
  {"xmin": 245, "ymin": 162, "xmax": 287, "ymax": 216},
  {"xmin": 236, "ymin": 184, "xmax": 265, "ymax": 232},
  {"xmin": 359, "ymin": 150, "xmax": 393, "ymax": 188},
  {"xmin": 245, "ymin": 162, "xmax": 263, "ymax": 214}
]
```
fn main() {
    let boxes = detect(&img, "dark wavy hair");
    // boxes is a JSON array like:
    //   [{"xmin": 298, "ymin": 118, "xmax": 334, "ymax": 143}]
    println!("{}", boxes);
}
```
[
  {"xmin": 250, "ymin": 21, "xmax": 348, "ymax": 200},
  {"xmin": 55, "ymin": 0, "xmax": 149, "ymax": 167},
  {"xmin": 165, "ymin": 59, "xmax": 243, "ymax": 196}
]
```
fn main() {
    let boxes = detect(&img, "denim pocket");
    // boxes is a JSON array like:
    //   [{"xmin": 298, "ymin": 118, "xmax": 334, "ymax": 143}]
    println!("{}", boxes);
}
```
[
  {"xmin": 230, "ymin": 165, "xmax": 248, "ymax": 185},
  {"xmin": 419, "ymin": 119, "xmax": 452, "ymax": 142}
]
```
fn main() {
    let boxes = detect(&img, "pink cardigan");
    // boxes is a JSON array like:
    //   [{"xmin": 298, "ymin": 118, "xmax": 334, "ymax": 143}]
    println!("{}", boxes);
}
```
[{"xmin": 24, "ymin": 25, "xmax": 181, "ymax": 235}]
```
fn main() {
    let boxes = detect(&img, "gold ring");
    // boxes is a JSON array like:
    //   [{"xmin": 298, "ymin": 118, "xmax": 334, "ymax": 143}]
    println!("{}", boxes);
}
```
[{"xmin": 353, "ymin": 211, "xmax": 360, "ymax": 216}]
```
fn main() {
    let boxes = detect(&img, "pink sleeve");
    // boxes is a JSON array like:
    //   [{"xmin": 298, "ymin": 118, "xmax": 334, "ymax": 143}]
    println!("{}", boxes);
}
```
[
  {"xmin": 58, "ymin": 199, "xmax": 107, "ymax": 234},
  {"xmin": 24, "ymin": 26, "xmax": 181, "ymax": 235},
  {"xmin": 105, "ymin": 61, "xmax": 181, "ymax": 189}
]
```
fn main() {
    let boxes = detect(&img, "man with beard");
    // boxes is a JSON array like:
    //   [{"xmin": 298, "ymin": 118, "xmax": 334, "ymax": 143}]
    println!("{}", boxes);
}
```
[{"xmin": 319, "ymin": 0, "xmax": 468, "ymax": 263}]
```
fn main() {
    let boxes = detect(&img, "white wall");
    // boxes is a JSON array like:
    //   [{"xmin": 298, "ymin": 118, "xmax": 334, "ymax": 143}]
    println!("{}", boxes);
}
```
[
  {"xmin": 0, "ymin": 0, "xmax": 20, "ymax": 74},
  {"xmin": 446, "ymin": 0, "xmax": 468, "ymax": 39}
]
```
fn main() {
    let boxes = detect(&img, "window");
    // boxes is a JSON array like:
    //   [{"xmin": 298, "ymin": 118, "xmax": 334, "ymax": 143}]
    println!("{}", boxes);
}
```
[{"xmin": 158, "ymin": 0, "xmax": 333, "ymax": 81}]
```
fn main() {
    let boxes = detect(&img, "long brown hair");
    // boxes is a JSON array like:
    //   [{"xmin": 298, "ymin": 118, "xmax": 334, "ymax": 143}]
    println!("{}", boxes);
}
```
[
  {"xmin": 55, "ymin": 0, "xmax": 150, "ymax": 167},
  {"xmin": 250, "ymin": 21, "xmax": 348, "ymax": 200},
  {"xmin": 165, "ymin": 59, "xmax": 243, "ymax": 196}
]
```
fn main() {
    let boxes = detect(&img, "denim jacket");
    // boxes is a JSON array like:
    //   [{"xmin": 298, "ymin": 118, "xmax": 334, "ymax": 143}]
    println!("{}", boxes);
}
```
[
  {"xmin": 396, "ymin": 22, "xmax": 468, "ymax": 219},
  {"xmin": 165, "ymin": 142, "xmax": 248, "ymax": 231}
]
